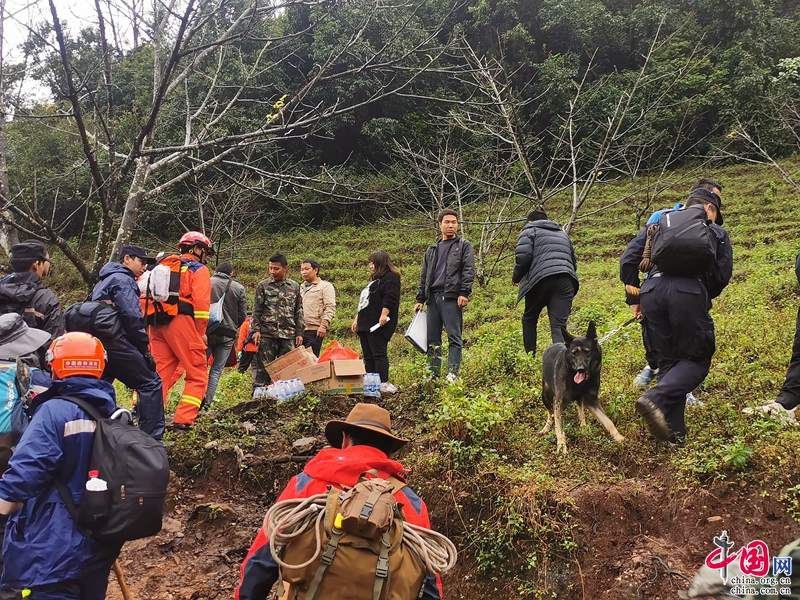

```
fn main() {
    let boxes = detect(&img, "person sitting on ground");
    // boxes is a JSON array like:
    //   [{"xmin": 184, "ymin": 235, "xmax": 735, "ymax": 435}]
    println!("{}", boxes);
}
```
[
  {"xmin": 0, "ymin": 332, "xmax": 123, "ymax": 599},
  {"xmin": 236, "ymin": 403, "xmax": 443, "ymax": 600}
]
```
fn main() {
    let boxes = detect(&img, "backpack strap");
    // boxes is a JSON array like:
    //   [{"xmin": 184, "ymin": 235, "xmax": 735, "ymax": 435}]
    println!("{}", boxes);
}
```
[
  {"xmin": 305, "ymin": 527, "xmax": 345, "ymax": 600},
  {"xmin": 372, "ymin": 531, "xmax": 392, "ymax": 600},
  {"xmin": 52, "ymin": 394, "xmax": 103, "ymax": 538}
]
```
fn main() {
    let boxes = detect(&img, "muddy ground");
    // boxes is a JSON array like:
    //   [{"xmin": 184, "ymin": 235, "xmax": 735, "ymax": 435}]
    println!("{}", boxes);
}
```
[{"xmin": 106, "ymin": 397, "xmax": 800, "ymax": 600}]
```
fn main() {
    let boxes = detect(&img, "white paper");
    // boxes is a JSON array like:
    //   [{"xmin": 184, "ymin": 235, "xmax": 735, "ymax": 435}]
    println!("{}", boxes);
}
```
[{"xmin": 369, "ymin": 317, "xmax": 390, "ymax": 332}]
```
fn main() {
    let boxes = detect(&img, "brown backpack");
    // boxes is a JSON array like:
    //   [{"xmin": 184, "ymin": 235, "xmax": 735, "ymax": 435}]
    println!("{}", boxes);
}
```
[{"xmin": 277, "ymin": 472, "xmax": 426, "ymax": 600}]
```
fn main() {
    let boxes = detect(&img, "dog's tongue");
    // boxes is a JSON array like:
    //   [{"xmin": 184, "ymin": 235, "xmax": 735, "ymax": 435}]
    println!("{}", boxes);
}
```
[{"xmin": 574, "ymin": 372, "xmax": 587, "ymax": 384}]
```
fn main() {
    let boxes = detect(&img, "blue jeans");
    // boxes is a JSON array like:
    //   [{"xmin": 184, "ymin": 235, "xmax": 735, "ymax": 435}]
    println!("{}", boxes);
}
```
[
  {"xmin": 206, "ymin": 338, "xmax": 235, "ymax": 403},
  {"xmin": 426, "ymin": 293, "xmax": 463, "ymax": 376}
]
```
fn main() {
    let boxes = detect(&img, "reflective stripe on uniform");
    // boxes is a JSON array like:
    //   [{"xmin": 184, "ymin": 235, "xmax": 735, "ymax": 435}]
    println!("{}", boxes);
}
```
[
  {"xmin": 180, "ymin": 395, "xmax": 202, "ymax": 407},
  {"xmin": 64, "ymin": 419, "xmax": 97, "ymax": 437},
  {"xmin": 194, "ymin": 311, "xmax": 209, "ymax": 319}
]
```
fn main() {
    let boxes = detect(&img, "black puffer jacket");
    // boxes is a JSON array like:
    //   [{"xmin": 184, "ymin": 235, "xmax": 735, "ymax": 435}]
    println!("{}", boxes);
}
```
[
  {"xmin": 416, "ymin": 237, "xmax": 475, "ymax": 303},
  {"xmin": 0, "ymin": 272, "xmax": 64, "ymax": 341},
  {"xmin": 512, "ymin": 220, "xmax": 578, "ymax": 302}
]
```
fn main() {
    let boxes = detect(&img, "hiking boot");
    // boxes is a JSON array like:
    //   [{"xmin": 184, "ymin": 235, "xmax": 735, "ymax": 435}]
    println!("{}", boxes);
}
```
[
  {"xmin": 742, "ymin": 402, "xmax": 797, "ymax": 423},
  {"xmin": 634, "ymin": 366, "xmax": 658, "ymax": 388},
  {"xmin": 669, "ymin": 432, "xmax": 686, "ymax": 447},
  {"xmin": 445, "ymin": 372, "xmax": 458, "ymax": 384},
  {"xmin": 379, "ymin": 382, "xmax": 398, "ymax": 395},
  {"xmin": 171, "ymin": 422, "xmax": 193, "ymax": 432},
  {"xmin": 635, "ymin": 396, "xmax": 670, "ymax": 441},
  {"xmin": 685, "ymin": 392, "xmax": 703, "ymax": 407}
]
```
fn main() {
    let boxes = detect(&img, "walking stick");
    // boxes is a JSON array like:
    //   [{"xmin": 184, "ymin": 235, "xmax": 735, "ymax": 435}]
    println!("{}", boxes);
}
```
[{"xmin": 114, "ymin": 559, "xmax": 134, "ymax": 600}]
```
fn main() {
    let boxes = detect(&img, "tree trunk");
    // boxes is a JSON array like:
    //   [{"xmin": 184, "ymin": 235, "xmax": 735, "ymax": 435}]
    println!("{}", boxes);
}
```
[{"xmin": 0, "ymin": 0, "xmax": 19, "ymax": 256}]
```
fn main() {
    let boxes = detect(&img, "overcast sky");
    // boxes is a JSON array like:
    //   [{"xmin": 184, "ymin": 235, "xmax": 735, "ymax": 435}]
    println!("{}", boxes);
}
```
[{"xmin": 4, "ymin": 0, "xmax": 138, "ymax": 100}]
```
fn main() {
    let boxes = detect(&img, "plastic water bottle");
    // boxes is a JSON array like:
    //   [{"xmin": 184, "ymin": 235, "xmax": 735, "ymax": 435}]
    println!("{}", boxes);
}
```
[
  {"xmin": 85, "ymin": 470, "xmax": 107, "ymax": 492},
  {"xmin": 364, "ymin": 373, "xmax": 381, "ymax": 398},
  {"xmin": 253, "ymin": 386, "xmax": 267, "ymax": 400},
  {"xmin": 278, "ymin": 380, "xmax": 290, "ymax": 402}
]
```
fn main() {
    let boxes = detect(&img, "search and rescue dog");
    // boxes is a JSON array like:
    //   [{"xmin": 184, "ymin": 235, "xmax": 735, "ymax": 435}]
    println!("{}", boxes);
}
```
[{"xmin": 540, "ymin": 321, "xmax": 625, "ymax": 454}]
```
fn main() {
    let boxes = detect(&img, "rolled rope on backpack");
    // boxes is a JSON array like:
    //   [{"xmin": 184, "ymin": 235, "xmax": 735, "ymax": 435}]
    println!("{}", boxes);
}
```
[
  {"xmin": 266, "ymin": 494, "xmax": 329, "ymax": 571},
  {"xmin": 264, "ymin": 495, "xmax": 458, "ymax": 575},
  {"xmin": 638, "ymin": 223, "xmax": 659, "ymax": 273}
]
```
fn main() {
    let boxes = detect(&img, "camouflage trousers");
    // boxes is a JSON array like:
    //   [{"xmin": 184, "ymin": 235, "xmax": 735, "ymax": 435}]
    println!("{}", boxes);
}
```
[{"xmin": 252, "ymin": 336, "xmax": 295, "ymax": 387}]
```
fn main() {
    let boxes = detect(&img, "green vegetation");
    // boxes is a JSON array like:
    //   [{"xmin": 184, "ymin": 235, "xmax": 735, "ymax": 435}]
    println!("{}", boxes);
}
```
[{"xmin": 64, "ymin": 157, "xmax": 800, "ymax": 595}]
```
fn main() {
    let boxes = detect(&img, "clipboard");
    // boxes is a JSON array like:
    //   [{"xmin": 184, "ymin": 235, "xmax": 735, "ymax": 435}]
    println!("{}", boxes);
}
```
[{"xmin": 404, "ymin": 310, "xmax": 428, "ymax": 353}]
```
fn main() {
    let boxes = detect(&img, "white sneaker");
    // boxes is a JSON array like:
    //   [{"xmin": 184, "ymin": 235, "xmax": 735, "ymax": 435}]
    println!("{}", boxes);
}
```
[
  {"xmin": 445, "ymin": 373, "xmax": 458, "ymax": 384},
  {"xmin": 379, "ymin": 382, "xmax": 398, "ymax": 395},
  {"xmin": 634, "ymin": 366, "xmax": 658, "ymax": 388},
  {"xmin": 685, "ymin": 392, "xmax": 703, "ymax": 407},
  {"xmin": 742, "ymin": 402, "xmax": 797, "ymax": 423}
]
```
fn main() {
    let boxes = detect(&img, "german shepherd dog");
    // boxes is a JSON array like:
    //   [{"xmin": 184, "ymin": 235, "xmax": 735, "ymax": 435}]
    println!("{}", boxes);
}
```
[{"xmin": 540, "ymin": 321, "xmax": 625, "ymax": 454}]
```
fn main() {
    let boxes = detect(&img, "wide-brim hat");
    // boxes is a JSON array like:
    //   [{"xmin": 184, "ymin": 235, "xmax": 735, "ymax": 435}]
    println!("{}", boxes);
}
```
[
  {"xmin": 325, "ymin": 403, "xmax": 410, "ymax": 453},
  {"xmin": 0, "ymin": 313, "xmax": 51, "ymax": 359}
]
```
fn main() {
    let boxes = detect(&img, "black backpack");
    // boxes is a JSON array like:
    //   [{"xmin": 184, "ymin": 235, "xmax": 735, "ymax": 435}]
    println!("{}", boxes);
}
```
[
  {"xmin": 650, "ymin": 206, "xmax": 717, "ymax": 276},
  {"xmin": 55, "ymin": 396, "xmax": 170, "ymax": 544},
  {"xmin": 64, "ymin": 301, "xmax": 123, "ymax": 344}
]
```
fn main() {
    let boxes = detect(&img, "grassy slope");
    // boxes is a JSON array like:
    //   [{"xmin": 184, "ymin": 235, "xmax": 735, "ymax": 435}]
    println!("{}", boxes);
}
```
[
  {"xmin": 49, "ymin": 157, "xmax": 800, "ymax": 596},
  {"xmin": 207, "ymin": 158, "xmax": 800, "ymax": 596}
]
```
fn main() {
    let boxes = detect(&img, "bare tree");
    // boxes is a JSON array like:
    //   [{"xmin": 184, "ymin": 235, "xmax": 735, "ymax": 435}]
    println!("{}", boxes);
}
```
[{"xmin": 1, "ymin": 0, "xmax": 460, "ymax": 285}]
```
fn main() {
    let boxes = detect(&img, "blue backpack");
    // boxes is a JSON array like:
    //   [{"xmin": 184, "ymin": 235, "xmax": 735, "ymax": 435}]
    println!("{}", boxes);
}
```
[{"xmin": 0, "ymin": 360, "xmax": 32, "ymax": 440}]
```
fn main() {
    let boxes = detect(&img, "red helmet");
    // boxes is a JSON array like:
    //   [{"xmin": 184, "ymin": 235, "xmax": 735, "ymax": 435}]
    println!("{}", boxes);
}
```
[
  {"xmin": 46, "ymin": 332, "xmax": 107, "ymax": 380},
  {"xmin": 178, "ymin": 231, "xmax": 214, "ymax": 256}
]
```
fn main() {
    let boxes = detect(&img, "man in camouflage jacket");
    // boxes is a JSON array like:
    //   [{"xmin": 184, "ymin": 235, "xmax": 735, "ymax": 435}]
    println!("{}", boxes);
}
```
[{"xmin": 250, "ymin": 254, "xmax": 304, "ymax": 387}]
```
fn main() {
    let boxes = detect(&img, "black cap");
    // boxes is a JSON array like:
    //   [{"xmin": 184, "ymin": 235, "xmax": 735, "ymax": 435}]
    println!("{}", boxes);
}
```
[
  {"xmin": 119, "ymin": 245, "xmax": 156, "ymax": 264},
  {"xmin": 688, "ymin": 188, "xmax": 724, "ymax": 225},
  {"xmin": 10, "ymin": 241, "xmax": 50, "ymax": 263}
]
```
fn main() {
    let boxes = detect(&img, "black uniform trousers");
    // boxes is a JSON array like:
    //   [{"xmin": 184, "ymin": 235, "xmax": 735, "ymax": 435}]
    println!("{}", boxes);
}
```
[
  {"xmin": 102, "ymin": 336, "xmax": 165, "ymax": 441},
  {"xmin": 777, "ymin": 304, "xmax": 800, "ymax": 410},
  {"xmin": 639, "ymin": 275, "xmax": 716, "ymax": 439},
  {"xmin": 522, "ymin": 274, "xmax": 575, "ymax": 354}
]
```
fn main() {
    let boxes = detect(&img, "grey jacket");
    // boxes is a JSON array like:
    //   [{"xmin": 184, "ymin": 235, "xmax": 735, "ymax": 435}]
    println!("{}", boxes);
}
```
[
  {"xmin": 208, "ymin": 273, "xmax": 247, "ymax": 342},
  {"xmin": 512, "ymin": 220, "xmax": 578, "ymax": 302},
  {"xmin": 416, "ymin": 237, "xmax": 475, "ymax": 303}
]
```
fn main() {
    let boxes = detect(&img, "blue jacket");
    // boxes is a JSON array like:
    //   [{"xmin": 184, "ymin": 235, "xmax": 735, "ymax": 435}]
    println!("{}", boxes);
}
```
[
  {"xmin": 645, "ymin": 203, "xmax": 684, "ymax": 226},
  {"xmin": 0, "ymin": 377, "xmax": 122, "ymax": 588},
  {"xmin": 91, "ymin": 262, "xmax": 149, "ymax": 353}
]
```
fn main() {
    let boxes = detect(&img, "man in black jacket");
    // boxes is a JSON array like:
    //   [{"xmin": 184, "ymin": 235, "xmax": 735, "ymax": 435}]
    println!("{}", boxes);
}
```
[
  {"xmin": 620, "ymin": 188, "xmax": 733, "ymax": 444},
  {"xmin": 0, "ymin": 241, "xmax": 63, "ymax": 362},
  {"xmin": 206, "ymin": 262, "xmax": 247, "ymax": 405},
  {"xmin": 414, "ymin": 209, "xmax": 475, "ymax": 381},
  {"xmin": 512, "ymin": 210, "xmax": 579, "ymax": 354}
]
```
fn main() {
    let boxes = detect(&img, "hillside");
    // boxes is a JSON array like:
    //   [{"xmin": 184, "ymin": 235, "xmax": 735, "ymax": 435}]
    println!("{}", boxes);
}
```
[{"xmin": 46, "ymin": 158, "xmax": 800, "ymax": 599}]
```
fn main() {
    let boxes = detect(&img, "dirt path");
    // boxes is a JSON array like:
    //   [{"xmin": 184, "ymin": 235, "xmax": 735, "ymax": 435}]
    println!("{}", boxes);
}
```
[{"xmin": 104, "ymin": 397, "xmax": 800, "ymax": 600}]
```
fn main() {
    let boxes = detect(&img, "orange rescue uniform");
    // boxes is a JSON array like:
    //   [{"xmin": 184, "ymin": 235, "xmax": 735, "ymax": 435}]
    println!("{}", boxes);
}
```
[{"xmin": 150, "ymin": 253, "xmax": 212, "ymax": 425}]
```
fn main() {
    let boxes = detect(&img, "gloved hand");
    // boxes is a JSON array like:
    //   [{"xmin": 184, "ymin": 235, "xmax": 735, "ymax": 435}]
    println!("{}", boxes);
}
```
[{"xmin": 144, "ymin": 352, "xmax": 157, "ymax": 372}]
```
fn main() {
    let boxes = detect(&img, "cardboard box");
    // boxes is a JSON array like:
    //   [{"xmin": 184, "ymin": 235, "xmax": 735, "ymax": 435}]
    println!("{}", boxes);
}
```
[
  {"xmin": 297, "ymin": 359, "xmax": 366, "ymax": 394},
  {"xmin": 266, "ymin": 346, "xmax": 317, "ymax": 382}
]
